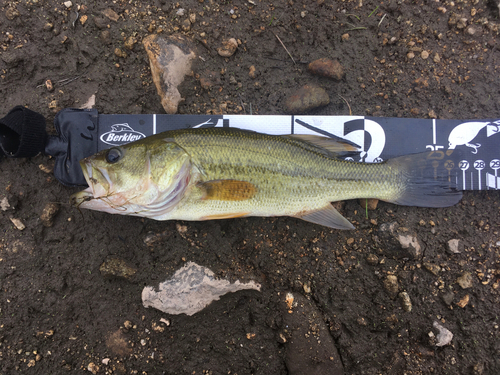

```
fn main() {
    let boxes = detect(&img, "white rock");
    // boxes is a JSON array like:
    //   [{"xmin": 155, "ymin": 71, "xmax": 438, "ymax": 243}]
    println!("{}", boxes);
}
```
[
  {"xmin": 64, "ymin": 1, "xmax": 73, "ymax": 8},
  {"xmin": 433, "ymin": 321, "xmax": 453, "ymax": 346},
  {"xmin": 142, "ymin": 262, "xmax": 261, "ymax": 316}
]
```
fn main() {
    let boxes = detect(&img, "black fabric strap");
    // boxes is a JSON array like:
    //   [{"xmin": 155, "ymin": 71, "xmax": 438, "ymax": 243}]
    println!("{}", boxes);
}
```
[{"xmin": 0, "ymin": 106, "xmax": 47, "ymax": 158}]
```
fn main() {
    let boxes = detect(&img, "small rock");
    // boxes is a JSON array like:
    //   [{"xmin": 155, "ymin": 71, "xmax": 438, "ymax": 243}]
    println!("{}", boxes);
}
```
[
  {"xmin": 182, "ymin": 19, "xmax": 191, "ymax": 31},
  {"xmin": 99, "ymin": 257, "xmax": 137, "ymax": 279},
  {"xmin": 433, "ymin": 53, "xmax": 441, "ymax": 63},
  {"xmin": 423, "ymin": 262, "xmax": 441, "ymax": 276},
  {"xmin": 433, "ymin": 321, "xmax": 453, "ymax": 346},
  {"xmin": 399, "ymin": 291, "xmax": 412, "ymax": 312},
  {"xmin": 447, "ymin": 239, "xmax": 462, "ymax": 254},
  {"xmin": 64, "ymin": 1, "xmax": 73, "ymax": 8},
  {"xmin": 284, "ymin": 84, "xmax": 330, "ymax": 114},
  {"xmin": 124, "ymin": 36, "xmax": 137, "ymax": 50},
  {"xmin": 217, "ymin": 38, "xmax": 238, "ymax": 57},
  {"xmin": 5, "ymin": 6, "xmax": 20, "ymax": 20},
  {"xmin": 456, "ymin": 294, "xmax": 470, "ymax": 308},
  {"xmin": 10, "ymin": 217, "xmax": 25, "ymax": 231},
  {"xmin": 87, "ymin": 362, "xmax": 99, "ymax": 374},
  {"xmin": 466, "ymin": 25, "xmax": 477, "ymax": 35},
  {"xmin": 366, "ymin": 253, "xmax": 378, "ymax": 265},
  {"xmin": 99, "ymin": 30, "xmax": 111, "ymax": 44},
  {"xmin": 421, "ymin": 50, "xmax": 429, "ymax": 59},
  {"xmin": 358, "ymin": 198, "xmax": 378, "ymax": 211},
  {"xmin": 143, "ymin": 34, "xmax": 197, "ymax": 114},
  {"xmin": 80, "ymin": 15, "xmax": 88, "ymax": 25},
  {"xmin": 189, "ymin": 13, "xmax": 196, "ymax": 23},
  {"xmin": 398, "ymin": 234, "xmax": 422, "ymax": 259},
  {"xmin": 1, "ymin": 196, "xmax": 13, "ymax": 211},
  {"xmin": 457, "ymin": 17, "xmax": 468, "ymax": 29},
  {"xmin": 40, "ymin": 203, "xmax": 59, "ymax": 227},
  {"xmin": 383, "ymin": 275, "xmax": 399, "ymax": 299},
  {"xmin": 249, "ymin": 65, "xmax": 256, "ymax": 79},
  {"xmin": 102, "ymin": 358, "xmax": 110, "ymax": 365},
  {"xmin": 102, "ymin": 8, "xmax": 119, "ymax": 22},
  {"xmin": 93, "ymin": 16, "xmax": 108, "ymax": 29},
  {"xmin": 341, "ymin": 33, "xmax": 349, "ymax": 41},
  {"xmin": 307, "ymin": 58, "xmax": 344, "ymax": 80},
  {"xmin": 457, "ymin": 272, "xmax": 473, "ymax": 289},
  {"xmin": 441, "ymin": 291, "xmax": 454, "ymax": 305},
  {"xmin": 142, "ymin": 262, "xmax": 260, "ymax": 315},
  {"xmin": 114, "ymin": 48, "xmax": 127, "ymax": 58},
  {"xmin": 176, "ymin": 8, "xmax": 185, "ymax": 16}
]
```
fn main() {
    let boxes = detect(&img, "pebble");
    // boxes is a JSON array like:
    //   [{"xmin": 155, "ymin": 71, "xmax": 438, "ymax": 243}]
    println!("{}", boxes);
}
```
[
  {"xmin": 383, "ymin": 275, "xmax": 399, "ymax": 299},
  {"xmin": 102, "ymin": 8, "xmax": 119, "ymax": 22},
  {"xmin": 457, "ymin": 272, "xmax": 473, "ymax": 289},
  {"xmin": 217, "ymin": 38, "xmax": 238, "ymax": 57},
  {"xmin": 45, "ymin": 79, "xmax": 54, "ymax": 92},
  {"xmin": 284, "ymin": 84, "xmax": 330, "ymax": 114},
  {"xmin": 307, "ymin": 58, "xmax": 344, "ymax": 80},
  {"xmin": 182, "ymin": 19, "xmax": 191, "ymax": 31},
  {"xmin": 1, "ymin": 196, "xmax": 13, "ymax": 211},
  {"xmin": 87, "ymin": 362, "xmax": 99, "ymax": 374},
  {"xmin": 114, "ymin": 48, "xmax": 127, "ymax": 58},
  {"xmin": 64, "ymin": 1, "xmax": 72, "ymax": 8},
  {"xmin": 456, "ymin": 294, "xmax": 470, "ymax": 308},
  {"xmin": 143, "ymin": 34, "xmax": 197, "ymax": 114},
  {"xmin": 366, "ymin": 254, "xmax": 378, "ymax": 265},
  {"xmin": 40, "ymin": 202, "xmax": 59, "ymax": 227},
  {"xmin": 423, "ymin": 262, "xmax": 441, "ymax": 276},
  {"xmin": 399, "ymin": 292, "xmax": 412, "ymax": 312},
  {"xmin": 99, "ymin": 257, "xmax": 137, "ymax": 279},
  {"xmin": 441, "ymin": 291, "xmax": 454, "ymax": 305},
  {"xmin": 5, "ymin": 6, "xmax": 20, "ymax": 20},
  {"xmin": 10, "ymin": 217, "xmax": 25, "ymax": 230},
  {"xmin": 124, "ymin": 36, "xmax": 137, "ymax": 50},
  {"xmin": 447, "ymin": 239, "xmax": 462, "ymax": 254},
  {"xmin": 358, "ymin": 198, "xmax": 378, "ymax": 211},
  {"xmin": 421, "ymin": 50, "xmax": 429, "ymax": 59},
  {"xmin": 397, "ymin": 234, "xmax": 422, "ymax": 259},
  {"xmin": 433, "ymin": 321, "xmax": 453, "ymax": 346},
  {"xmin": 249, "ymin": 65, "xmax": 256, "ymax": 79}
]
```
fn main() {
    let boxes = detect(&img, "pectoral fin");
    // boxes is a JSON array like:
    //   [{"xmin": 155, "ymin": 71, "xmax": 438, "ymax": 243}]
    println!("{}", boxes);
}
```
[
  {"xmin": 199, "ymin": 179, "xmax": 257, "ymax": 201},
  {"xmin": 294, "ymin": 204, "xmax": 355, "ymax": 230}
]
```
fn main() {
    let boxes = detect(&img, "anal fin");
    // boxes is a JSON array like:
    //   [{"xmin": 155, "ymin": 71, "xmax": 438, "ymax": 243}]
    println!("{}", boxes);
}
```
[{"xmin": 294, "ymin": 204, "xmax": 355, "ymax": 230}]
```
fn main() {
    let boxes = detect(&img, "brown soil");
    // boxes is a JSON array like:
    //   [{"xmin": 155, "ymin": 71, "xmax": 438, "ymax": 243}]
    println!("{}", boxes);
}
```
[{"xmin": 1, "ymin": 0, "xmax": 500, "ymax": 374}]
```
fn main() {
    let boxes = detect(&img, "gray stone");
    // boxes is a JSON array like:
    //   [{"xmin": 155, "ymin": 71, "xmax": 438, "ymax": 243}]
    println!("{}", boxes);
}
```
[
  {"xmin": 383, "ymin": 275, "xmax": 399, "ymax": 299},
  {"xmin": 447, "ymin": 239, "xmax": 463, "ymax": 254},
  {"xmin": 457, "ymin": 272, "xmax": 473, "ymax": 289},
  {"xmin": 142, "ymin": 262, "xmax": 260, "ymax": 316}
]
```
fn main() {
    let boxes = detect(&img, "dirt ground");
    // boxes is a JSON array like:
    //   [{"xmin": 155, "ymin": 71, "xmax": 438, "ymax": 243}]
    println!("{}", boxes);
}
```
[{"xmin": 1, "ymin": 0, "xmax": 500, "ymax": 374}]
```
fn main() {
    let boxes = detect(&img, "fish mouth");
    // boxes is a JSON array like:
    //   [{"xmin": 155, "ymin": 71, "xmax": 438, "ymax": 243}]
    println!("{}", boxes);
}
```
[{"xmin": 69, "ymin": 160, "xmax": 112, "ymax": 207}]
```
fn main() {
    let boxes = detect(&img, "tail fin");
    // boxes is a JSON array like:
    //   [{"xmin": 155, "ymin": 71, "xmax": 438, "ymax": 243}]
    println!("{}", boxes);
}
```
[{"xmin": 385, "ymin": 152, "xmax": 462, "ymax": 208}]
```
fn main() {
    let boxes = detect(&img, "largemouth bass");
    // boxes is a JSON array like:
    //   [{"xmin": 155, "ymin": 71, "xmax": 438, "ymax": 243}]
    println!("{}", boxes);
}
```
[{"xmin": 70, "ymin": 128, "xmax": 462, "ymax": 229}]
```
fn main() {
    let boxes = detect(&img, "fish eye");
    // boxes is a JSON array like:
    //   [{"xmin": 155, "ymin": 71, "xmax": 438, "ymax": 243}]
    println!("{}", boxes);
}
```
[{"xmin": 105, "ymin": 147, "xmax": 123, "ymax": 164}]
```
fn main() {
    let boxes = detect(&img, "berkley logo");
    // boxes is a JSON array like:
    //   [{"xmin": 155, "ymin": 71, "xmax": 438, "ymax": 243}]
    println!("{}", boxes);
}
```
[{"xmin": 100, "ymin": 123, "xmax": 146, "ymax": 146}]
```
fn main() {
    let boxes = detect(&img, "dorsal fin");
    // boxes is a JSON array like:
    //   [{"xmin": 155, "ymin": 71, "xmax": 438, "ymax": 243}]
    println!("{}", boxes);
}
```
[{"xmin": 285, "ymin": 134, "xmax": 361, "ymax": 156}]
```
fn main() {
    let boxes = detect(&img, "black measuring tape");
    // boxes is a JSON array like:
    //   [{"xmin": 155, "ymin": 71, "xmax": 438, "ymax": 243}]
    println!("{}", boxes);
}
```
[{"xmin": 1, "ymin": 107, "xmax": 499, "ymax": 189}]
